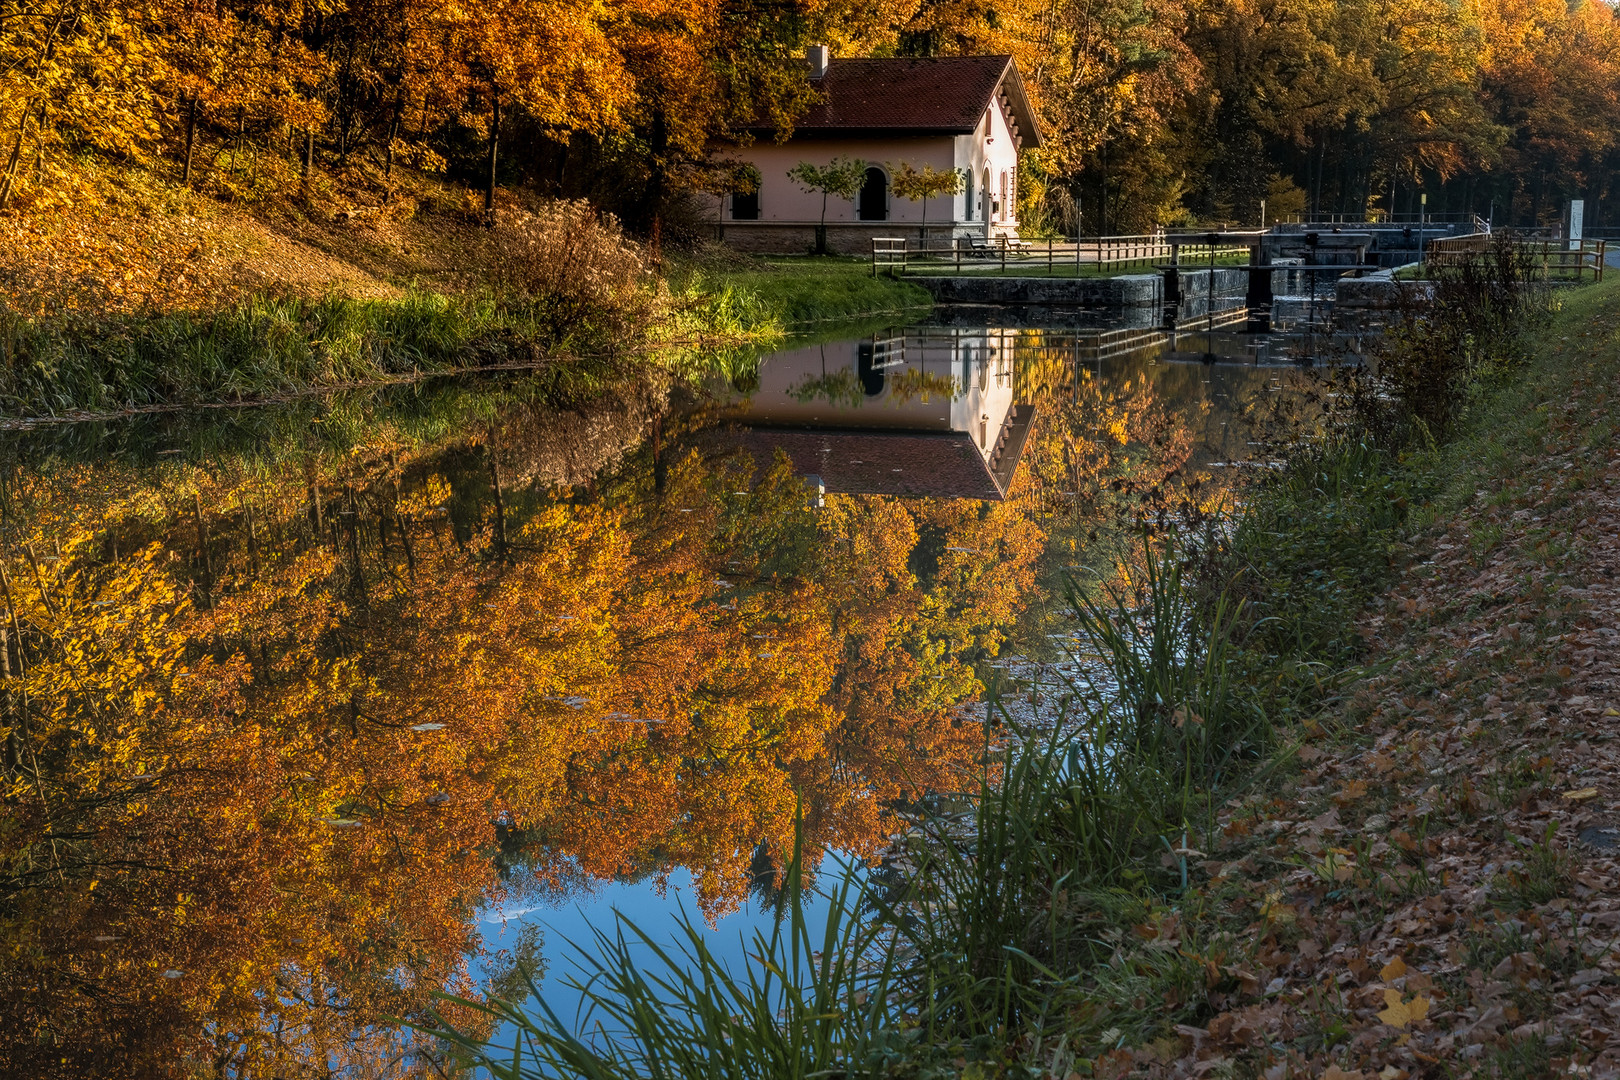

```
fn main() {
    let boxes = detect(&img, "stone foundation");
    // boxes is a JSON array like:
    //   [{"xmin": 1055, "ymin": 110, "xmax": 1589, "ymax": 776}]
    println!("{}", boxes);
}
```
[{"xmin": 908, "ymin": 267, "xmax": 1260, "ymax": 308}]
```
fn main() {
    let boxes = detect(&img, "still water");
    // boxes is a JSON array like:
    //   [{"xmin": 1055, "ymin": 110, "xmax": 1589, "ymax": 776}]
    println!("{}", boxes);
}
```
[{"xmin": 0, "ymin": 313, "xmax": 1296, "ymax": 1074}]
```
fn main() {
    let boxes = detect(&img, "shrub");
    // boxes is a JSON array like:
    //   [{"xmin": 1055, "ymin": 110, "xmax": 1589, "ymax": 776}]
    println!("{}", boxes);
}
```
[
  {"xmin": 487, "ymin": 202, "xmax": 661, "ymax": 349},
  {"xmin": 1377, "ymin": 235, "xmax": 1551, "ymax": 438}
]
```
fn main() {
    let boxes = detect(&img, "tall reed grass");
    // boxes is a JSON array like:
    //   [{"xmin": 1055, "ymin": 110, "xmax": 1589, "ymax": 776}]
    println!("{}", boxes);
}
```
[{"xmin": 427, "ymin": 825, "xmax": 902, "ymax": 1080}]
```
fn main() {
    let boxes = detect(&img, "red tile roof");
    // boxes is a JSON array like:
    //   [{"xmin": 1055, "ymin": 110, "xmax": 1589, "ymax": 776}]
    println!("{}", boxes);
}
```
[{"xmin": 747, "ymin": 56, "xmax": 1042, "ymax": 147}]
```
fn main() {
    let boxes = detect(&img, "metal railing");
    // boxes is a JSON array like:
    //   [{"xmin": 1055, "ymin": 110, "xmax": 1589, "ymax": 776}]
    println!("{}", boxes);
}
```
[
  {"xmin": 869, "ymin": 234, "xmax": 1253, "ymax": 277},
  {"xmin": 1279, "ymin": 212, "xmax": 1490, "ymax": 229}
]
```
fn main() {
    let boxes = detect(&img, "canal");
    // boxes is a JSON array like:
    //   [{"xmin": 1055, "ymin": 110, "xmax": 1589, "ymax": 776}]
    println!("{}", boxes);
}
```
[{"xmin": 0, "ymin": 307, "xmax": 1311, "ymax": 1072}]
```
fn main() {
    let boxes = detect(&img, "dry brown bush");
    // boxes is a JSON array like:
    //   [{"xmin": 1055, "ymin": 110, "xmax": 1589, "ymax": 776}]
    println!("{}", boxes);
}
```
[{"xmin": 486, "ymin": 201, "xmax": 661, "ymax": 348}]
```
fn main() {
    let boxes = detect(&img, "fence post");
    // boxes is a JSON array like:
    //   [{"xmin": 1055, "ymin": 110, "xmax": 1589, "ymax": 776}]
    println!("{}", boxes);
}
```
[
  {"xmin": 1048, "ymin": 237, "xmax": 1053, "ymax": 276},
  {"xmin": 871, "ymin": 240, "xmax": 877, "ymax": 278},
  {"xmin": 956, "ymin": 235, "xmax": 961, "ymax": 274},
  {"xmin": 1001, "ymin": 237, "xmax": 1006, "ymax": 275}
]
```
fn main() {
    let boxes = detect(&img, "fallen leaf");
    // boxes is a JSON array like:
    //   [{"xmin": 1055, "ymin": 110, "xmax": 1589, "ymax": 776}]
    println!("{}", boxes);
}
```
[
  {"xmin": 1563, "ymin": 787, "xmax": 1600, "ymax": 801},
  {"xmin": 1336, "ymin": 779, "xmax": 1369, "ymax": 803},
  {"xmin": 1380, "ymin": 956, "xmax": 1408, "ymax": 981},
  {"xmin": 1376, "ymin": 988, "xmax": 1431, "ymax": 1028}
]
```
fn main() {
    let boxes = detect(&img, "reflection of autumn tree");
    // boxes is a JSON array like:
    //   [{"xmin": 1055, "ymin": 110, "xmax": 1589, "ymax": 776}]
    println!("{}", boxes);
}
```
[
  {"xmin": 0, "ymin": 420, "xmax": 1029, "ymax": 1069},
  {"xmin": 0, "ymin": 512, "xmax": 491, "ymax": 1076},
  {"xmin": 1013, "ymin": 332, "xmax": 1195, "ymax": 534},
  {"xmin": 790, "ymin": 367, "xmax": 867, "ymax": 407},
  {"xmin": 885, "ymin": 368, "xmax": 962, "ymax": 405},
  {"xmin": 1002, "ymin": 332, "xmax": 1200, "ymax": 643}
]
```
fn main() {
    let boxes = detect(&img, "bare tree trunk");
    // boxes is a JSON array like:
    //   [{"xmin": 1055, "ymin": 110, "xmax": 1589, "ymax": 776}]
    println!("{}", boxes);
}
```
[
  {"xmin": 383, "ymin": 91, "xmax": 404, "ymax": 185},
  {"xmin": 182, "ymin": 95, "xmax": 198, "ymax": 187},
  {"xmin": 194, "ymin": 492, "xmax": 213, "ymax": 605},
  {"xmin": 303, "ymin": 128, "xmax": 314, "ymax": 180},
  {"xmin": 308, "ymin": 480, "xmax": 324, "ymax": 540},
  {"xmin": 484, "ymin": 90, "xmax": 500, "ymax": 218},
  {"xmin": 488, "ymin": 427, "xmax": 508, "ymax": 559},
  {"xmin": 227, "ymin": 106, "xmax": 244, "ymax": 176},
  {"xmin": 0, "ymin": 103, "xmax": 43, "ymax": 212},
  {"xmin": 0, "ymin": 7, "xmax": 70, "ymax": 211},
  {"xmin": 0, "ymin": 126, "xmax": 28, "ymax": 211}
]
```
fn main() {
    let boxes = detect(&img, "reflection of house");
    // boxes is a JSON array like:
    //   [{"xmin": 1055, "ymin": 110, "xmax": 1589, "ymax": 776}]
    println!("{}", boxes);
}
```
[
  {"xmin": 727, "ymin": 329, "xmax": 1037, "ymax": 500},
  {"xmin": 707, "ymin": 48, "xmax": 1042, "ymax": 254}
]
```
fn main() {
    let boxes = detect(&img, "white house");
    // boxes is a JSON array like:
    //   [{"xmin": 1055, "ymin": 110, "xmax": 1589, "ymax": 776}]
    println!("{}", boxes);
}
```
[{"xmin": 707, "ymin": 48, "xmax": 1042, "ymax": 254}]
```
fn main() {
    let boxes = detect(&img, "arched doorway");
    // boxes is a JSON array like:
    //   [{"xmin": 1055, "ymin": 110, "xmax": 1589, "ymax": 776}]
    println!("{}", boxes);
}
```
[
  {"xmin": 856, "ymin": 341, "xmax": 885, "ymax": 396},
  {"xmin": 858, "ymin": 167, "xmax": 888, "ymax": 221}
]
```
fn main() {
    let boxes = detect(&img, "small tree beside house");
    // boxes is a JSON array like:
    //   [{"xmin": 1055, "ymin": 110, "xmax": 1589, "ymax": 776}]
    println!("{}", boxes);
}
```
[
  {"xmin": 891, "ymin": 162, "xmax": 963, "ymax": 245},
  {"xmin": 787, "ymin": 157, "xmax": 867, "ymax": 255}
]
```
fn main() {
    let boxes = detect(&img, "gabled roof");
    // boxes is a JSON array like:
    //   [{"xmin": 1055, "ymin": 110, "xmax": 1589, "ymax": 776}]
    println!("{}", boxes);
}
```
[
  {"xmin": 747, "ymin": 55, "xmax": 1042, "ymax": 148},
  {"xmin": 726, "ymin": 405, "xmax": 1037, "ymax": 502}
]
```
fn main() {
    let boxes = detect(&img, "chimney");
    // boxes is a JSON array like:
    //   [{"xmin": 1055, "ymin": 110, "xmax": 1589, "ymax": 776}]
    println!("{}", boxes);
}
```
[{"xmin": 807, "ymin": 44, "xmax": 830, "ymax": 80}]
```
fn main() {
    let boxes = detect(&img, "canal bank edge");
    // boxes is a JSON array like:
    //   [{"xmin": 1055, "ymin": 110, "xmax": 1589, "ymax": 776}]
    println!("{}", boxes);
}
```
[{"xmin": 1132, "ymin": 275, "xmax": 1620, "ymax": 1076}]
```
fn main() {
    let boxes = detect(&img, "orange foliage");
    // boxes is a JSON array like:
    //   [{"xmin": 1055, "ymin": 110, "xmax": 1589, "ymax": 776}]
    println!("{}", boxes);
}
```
[{"xmin": 0, "ymin": 422, "xmax": 1026, "ymax": 1071}]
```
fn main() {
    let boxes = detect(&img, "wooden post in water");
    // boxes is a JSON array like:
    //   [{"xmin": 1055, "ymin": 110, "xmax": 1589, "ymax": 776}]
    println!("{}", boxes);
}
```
[{"xmin": 1207, "ymin": 239, "xmax": 1216, "ymax": 350}]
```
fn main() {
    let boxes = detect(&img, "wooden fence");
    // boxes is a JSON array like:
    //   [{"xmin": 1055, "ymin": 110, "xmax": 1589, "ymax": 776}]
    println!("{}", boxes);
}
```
[{"xmin": 1426, "ymin": 233, "xmax": 1608, "ymax": 283}]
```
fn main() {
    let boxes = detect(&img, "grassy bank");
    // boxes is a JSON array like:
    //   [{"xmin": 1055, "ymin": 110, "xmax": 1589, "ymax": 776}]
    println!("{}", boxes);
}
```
[
  {"xmin": 674, "ymin": 256, "xmax": 935, "ymax": 327},
  {"xmin": 430, "ymin": 263, "xmax": 1620, "ymax": 1076},
  {"xmin": 0, "ymin": 201, "xmax": 785, "ymax": 420},
  {"xmin": 0, "ymin": 252, "xmax": 924, "ymax": 422}
]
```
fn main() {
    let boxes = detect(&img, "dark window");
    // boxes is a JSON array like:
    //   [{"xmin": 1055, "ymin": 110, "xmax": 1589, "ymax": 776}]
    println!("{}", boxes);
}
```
[
  {"xmin": 964, "ymin": 169, "xmax": 974, "ymax": 221},
  {"xmin": 732, "ymin": 189, "xmax": 760, "ymax": 220},
  {"xmin": 858, "ymin": 167, "xmax": 887, "ymax": 221}
]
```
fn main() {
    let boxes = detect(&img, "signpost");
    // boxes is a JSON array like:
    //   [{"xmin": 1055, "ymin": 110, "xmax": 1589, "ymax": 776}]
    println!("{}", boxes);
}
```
[
  {"xmin": 1417, "ymin": 193, "xmax": 1426, "ymax": 266},
  {"xmin": 1570, "ymin": 199, "xmax": 1585, "ymax": 252}
]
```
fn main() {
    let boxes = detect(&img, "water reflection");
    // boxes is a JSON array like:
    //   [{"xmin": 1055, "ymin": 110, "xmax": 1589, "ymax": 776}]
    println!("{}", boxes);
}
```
[
  {"xmin": 727, "ymin": 330, "xmax": 1034, "ymax": 500},
  {"xmin": 0, "ymin": 319, "xmax": 1299, "ymax": 1074}
]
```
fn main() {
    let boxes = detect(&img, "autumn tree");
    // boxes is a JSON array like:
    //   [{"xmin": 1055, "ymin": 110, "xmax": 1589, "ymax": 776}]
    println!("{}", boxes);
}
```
[
  {"xmin": 0, "ymin": 0, "xmax": 168, "ymax": 210},
  {"xmin": 891, "ymin": 160, "xmax": 963, "ymax": 241}
]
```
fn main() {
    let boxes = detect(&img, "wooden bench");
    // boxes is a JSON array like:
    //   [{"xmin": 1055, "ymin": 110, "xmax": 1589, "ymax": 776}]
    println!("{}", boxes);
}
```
[{"xmin": 967, "ymin": 236, "xmax": 1033, "ymax": 257}]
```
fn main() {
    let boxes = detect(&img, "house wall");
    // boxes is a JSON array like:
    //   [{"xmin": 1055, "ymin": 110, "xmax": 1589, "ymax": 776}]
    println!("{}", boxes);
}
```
[{"xmin": 703, "ymin": 96, "xmax": 1025, "ymax": 254}]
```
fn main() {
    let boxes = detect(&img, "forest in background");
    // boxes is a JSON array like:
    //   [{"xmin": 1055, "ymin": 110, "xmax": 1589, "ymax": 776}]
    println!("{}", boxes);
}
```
[{"xmin": 3, "ymin": 0, "xmax": 1619, "ymax": 238}]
